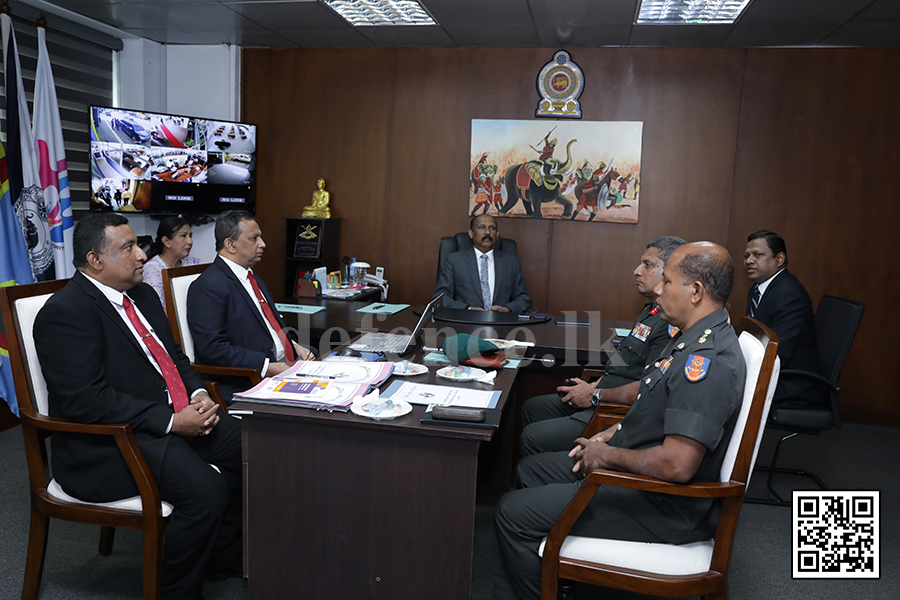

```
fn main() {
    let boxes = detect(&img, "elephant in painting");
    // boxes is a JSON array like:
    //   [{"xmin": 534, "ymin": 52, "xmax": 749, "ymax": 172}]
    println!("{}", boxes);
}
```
[{"xmin": 499, "ymin": 138, "xmax": 577, "ymax": 218}]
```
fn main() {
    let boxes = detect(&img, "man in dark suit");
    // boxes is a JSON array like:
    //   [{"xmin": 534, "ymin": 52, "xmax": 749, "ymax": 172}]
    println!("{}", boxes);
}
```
[
  {"xmin": 188, "ymin": 210, "xmax": 314, "ymax": 401},
  {"xmin": 744, "ymin": 230, "xmax": 823, "ymax": 407},
  {"xmin": 34, "ymin": 213, "xmax": 242, "ymax": 600},
  {"xmin": 433, "ymin": 214, "xmax": 532, "ymax": 313}
]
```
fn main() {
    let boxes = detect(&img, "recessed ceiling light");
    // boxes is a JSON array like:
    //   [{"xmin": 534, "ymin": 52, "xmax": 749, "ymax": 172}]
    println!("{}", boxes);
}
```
[
  {"xmin": 636, "ymin": 0, "xmax": 752, "ymax": 25},
  {"xmin": 323, "ymin": 0, "xmax": 437, "ymax": 26}
]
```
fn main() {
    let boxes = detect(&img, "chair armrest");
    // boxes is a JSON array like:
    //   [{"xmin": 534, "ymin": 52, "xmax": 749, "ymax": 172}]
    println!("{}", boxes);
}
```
[
  {"xmin": 203, "ymin": 381, "xmax": 229, "ymax": 412},
  {"xmin": 20, "ymin": 408, "xmax": 137, "ymax": 436},
  {"xmin": 19, "ymin": 409, "xmax": 166, "ymax": 519},
  {"xmin": 191, "ymin": 363, "xmax": 263, "ymax": 385},
  {"xmin": 584, "ymin": 469, "xmax": 746, "ymax": 499},
  {"xmin": 778, "ymin": 369, "xmax": 838, "ymax": 391},
  {"xmin": 595, "ymin": 402, "xmax": 630, "ymax": 415},
  {"xmin": 580, "ymin": 368, "xmax": 604, "ymax": 383},
  {"xmin": 542, "ymin": 467, "xmax": 745, "ymax": 586},
  {"xmin": 581, "ymin": 412, "xmax": 625, "ymax": 438}
]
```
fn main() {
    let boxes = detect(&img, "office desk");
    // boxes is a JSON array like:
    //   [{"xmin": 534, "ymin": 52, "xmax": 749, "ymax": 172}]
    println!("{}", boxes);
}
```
[
  {"xmin": 233, "ymin": 348, "xmax": 518, "ymax": 599},
  {"xmin": 243, "ymin": 303, "xmax": 629, "ymax": 598},
  {"xmin": 281, "ymin": 300, "xmax": 625, "ymax": 368}
]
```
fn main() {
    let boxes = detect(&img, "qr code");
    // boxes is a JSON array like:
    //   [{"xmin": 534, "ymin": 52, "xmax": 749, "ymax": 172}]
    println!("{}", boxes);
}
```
[{"xmin": 793, "ymin": 491, "xmax": 879, "ymax": 578}]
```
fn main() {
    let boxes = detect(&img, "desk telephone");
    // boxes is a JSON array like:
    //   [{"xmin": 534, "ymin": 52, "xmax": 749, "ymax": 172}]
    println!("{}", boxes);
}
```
[{"xmin": 363, "ymin": 273, "xmax": 386, "ymax": 286}]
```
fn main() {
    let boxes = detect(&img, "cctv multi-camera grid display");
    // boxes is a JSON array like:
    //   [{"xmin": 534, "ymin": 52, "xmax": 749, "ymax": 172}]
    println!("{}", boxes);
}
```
[{"xmin": 89, "ymin": 106, "xmax": 257, "ymax": 215}]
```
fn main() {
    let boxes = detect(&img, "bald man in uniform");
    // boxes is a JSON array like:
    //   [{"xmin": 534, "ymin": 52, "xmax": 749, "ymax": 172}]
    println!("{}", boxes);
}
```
[{"xmin": 493, "ymin": 242, "xmax": 746, "ymax": 600}]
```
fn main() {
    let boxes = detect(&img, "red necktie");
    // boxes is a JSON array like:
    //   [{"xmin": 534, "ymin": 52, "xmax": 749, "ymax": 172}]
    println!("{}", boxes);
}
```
[
  {"xmin": 122, "ymin": 296, "xmax": 190, "ymax": 413},
  {"xmin": 248, "ymin": 271, "xmax": 296, "ymax": 364}
]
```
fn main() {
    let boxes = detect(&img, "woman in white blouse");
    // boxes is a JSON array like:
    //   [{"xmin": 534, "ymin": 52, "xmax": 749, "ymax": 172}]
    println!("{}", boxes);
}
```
[{"xmin": 142, "ymin": 215, "xmax": 201, "ymax": 309}]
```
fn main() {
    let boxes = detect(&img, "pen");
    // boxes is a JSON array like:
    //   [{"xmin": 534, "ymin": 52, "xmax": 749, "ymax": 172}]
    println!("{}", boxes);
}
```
[{"xmin": 372, "ymin": 304, "xmax": 385, "ymax": 310}]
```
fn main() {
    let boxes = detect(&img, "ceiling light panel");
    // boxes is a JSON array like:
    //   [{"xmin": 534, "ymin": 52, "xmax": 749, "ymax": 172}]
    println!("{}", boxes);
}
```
[
  {"xmin": 637, "ymin": 0, "xmax": 752, "ymax": 25},
  {"xmin": 323, "ymin": 0, "xmax": 437, "ymax": 26}
]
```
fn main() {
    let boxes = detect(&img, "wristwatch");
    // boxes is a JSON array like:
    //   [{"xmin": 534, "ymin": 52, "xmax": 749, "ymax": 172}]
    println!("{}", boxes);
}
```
[{"xmin": 591, "ymin": 387, "xmax": 602, "ymax": 407}]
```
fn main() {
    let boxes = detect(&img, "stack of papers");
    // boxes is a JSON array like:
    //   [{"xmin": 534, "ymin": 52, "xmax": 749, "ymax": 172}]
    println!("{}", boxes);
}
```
[
  {"xmin": 381, "ymin": 381, "xmax": 501, "ymax": 409},
  {"xmin": 234, "ymin": 361, "xmax": 395, "ymax": 411}
]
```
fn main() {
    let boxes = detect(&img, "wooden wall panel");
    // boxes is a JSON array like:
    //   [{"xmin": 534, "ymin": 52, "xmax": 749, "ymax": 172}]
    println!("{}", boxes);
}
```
[
  {"xmin": 241, "ymin": 49, "xmax": 395, "ymax": 293},
  {"xmin": 728, "ymin": 49, "xmax": 900, "ymax": 425},
  {"xmin": 241, "ymin": 46, "xmax": 900, "ymax": 426},
  {"xmin": 543, "ymin": 48, "xmax": 745, "ymax": 317},
  {"xmin": 385, "ymin": 48, "xmax": 554, "ymax": 307}
]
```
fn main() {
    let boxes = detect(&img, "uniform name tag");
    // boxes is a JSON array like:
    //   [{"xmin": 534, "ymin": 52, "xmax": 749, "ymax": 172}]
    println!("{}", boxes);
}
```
[{"xmin": 631, "ymin": 322, "xmax": 652, "ymax": 342}]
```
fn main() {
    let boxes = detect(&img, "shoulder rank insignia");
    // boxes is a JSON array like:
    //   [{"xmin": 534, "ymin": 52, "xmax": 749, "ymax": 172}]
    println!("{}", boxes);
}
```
[
  {"xmin": 659, "ymin": 355, "xmax": 674, "ymax": 375},
  {"xmin": 685, "ymin": 354, "xmax": 710, "ymax": 382},
  {"xmin": 668, "ymin": 324, "xmax": 679, "ymax": 338},
  {"xmin": 631, "ymin": 322, "xmax": 652, "ymax": 342}
]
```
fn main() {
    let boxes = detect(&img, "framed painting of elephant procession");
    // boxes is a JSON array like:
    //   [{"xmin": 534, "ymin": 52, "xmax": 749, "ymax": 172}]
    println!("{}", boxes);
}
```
[{"xmin": 469, "ymin": 119, "xmax": 643, "ymax": 223}]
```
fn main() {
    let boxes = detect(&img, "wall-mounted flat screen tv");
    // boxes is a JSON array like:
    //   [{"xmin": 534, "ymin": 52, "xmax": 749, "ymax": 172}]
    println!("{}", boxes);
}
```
[{"xmin": 89, "ymin": 106, "xmax": 256, "ymax": 215}]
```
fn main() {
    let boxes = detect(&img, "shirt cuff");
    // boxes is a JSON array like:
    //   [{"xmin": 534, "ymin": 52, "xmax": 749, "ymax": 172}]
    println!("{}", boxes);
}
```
[
  {"xmin": 262, "ymin": 357, "xmax": 270, "ymax": 375},
  {"xmin": 165, "ymin": 415, "xmax": 173, "ymax": 434}
]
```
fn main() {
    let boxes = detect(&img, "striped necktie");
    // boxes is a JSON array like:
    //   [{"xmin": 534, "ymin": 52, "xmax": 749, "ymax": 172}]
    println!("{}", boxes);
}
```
[
  {"xmin": 480, "ymin": 254, "xmax": 491, "ymax": 310},
  {"xmin": 750, "ymin": 285, "xmax": 761, "ymax": 317}
]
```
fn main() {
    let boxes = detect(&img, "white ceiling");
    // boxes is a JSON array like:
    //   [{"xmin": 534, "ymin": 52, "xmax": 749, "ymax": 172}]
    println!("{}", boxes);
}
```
[{"xmin": 18, "ymin": 0, "xmax": 900, "ymax": 48}]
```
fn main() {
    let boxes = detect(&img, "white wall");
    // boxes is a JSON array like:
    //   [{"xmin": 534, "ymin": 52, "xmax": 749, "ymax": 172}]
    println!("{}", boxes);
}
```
[{"xmin": 116, "ymin": 41, "xmax": 241, "ymax": 263}]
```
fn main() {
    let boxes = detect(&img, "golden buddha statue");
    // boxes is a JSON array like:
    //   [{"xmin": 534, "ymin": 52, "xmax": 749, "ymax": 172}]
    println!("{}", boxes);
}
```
[{"xmin": 302, "ymin": 178, "xmax": 331, "ymax": 218}]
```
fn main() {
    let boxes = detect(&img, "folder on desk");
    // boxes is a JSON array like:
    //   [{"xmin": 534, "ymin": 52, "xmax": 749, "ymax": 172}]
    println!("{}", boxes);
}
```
[
  {"xmin": 234, "ymin": 361, "xmax": 394, "ymax": 410},
  {"xmin": 233, "ymin": 378, "xmax": 369, "ymax": 411}
]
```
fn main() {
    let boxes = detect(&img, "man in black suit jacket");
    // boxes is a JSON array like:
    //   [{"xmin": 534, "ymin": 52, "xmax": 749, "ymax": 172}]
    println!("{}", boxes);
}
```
[
  {"xmin": 433, "ymin": 214, "xmax": 532, "ymax": 313},
  {"xmin": 188, "ymin": 210, "xmax": 314, "ymax": 401},
  {"xmin": 744, "ymin": 230, "xmax": 823, "ymax": 407},
  {"xmin": 34, "ymin": 213, "xmax": 242, "ymax": 600}
]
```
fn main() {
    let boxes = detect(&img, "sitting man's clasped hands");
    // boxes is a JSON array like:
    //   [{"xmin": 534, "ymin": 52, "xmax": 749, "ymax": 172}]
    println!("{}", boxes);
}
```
[{"xmin": 172, "ymin": 392, "xmax": 221, "ymax": 437}]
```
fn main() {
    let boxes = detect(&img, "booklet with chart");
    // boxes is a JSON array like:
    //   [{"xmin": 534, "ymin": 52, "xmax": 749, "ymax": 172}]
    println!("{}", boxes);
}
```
[{"xmin": 233, "ymin": 361, "xmax": 395, "ymax": 410}]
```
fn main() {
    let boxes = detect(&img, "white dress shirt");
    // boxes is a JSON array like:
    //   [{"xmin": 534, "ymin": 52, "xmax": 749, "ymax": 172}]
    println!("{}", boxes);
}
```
[
  {"xmin": 82, "ymin": 273, "xmax": 205, "ymax": 432},
  {"xmin": 218, "ymin": 255, "xmax": 285, "ymax": 374},
  {"xmin": 756, "ymin": 267, "xmax": 785, "ymax": 299}
]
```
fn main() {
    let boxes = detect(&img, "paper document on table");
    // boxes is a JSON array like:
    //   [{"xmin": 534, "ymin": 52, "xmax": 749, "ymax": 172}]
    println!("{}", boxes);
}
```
[
  {"xmin": 274, "ymin": 303, "xmax": 326, "ymax": 314},
  {"xmin": 234, "ymin": 378, "xmax": 370, "ymax": 410},
  {"xmin": 380, "ymin": 381, "xmax": 500, "ymax": 409},
  {"xmin": 356, "ymin": 303, "xmax": 409, "ymax": 315},
  {"xmin": 276, "ymin": 360, "xmax": 394, "ymax": 386}
]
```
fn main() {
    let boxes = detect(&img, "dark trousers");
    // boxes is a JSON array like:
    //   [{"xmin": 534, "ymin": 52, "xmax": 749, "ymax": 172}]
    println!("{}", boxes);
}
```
[
  {"xmin": 493, "ymin": 452, "xmax": 664, "ymax": 600},
  {"xmin": 157, "ymin": 413, "xmax": 242, "ymax": 600},
  {"xmin": 519, "ymin": 394, "xmax": 591, "ymax": 456}
]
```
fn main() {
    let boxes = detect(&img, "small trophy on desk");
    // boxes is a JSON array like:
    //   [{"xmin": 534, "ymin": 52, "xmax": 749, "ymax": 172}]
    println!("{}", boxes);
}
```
[{"xmin": 302, "ymin": 178, "xmax": 331, "ymax": 218}]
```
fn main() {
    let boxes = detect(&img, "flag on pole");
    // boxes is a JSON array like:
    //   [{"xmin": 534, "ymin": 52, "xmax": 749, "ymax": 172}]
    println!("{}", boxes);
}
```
[
  {"xmin": 34, "ymin": 23, "xmax": 74, "ymax": 278},
  {"xmin": 1, "ymin": 13, "xmax": 55, "ymax": 282},
  {"xmin": 0, "ymin": 138, "xmax": 34, "ymax": 417}
]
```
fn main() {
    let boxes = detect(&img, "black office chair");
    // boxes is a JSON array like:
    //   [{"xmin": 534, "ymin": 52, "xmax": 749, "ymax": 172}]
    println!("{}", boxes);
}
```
[
  {"xmin": 749, "ymin": 295, "xmax": 864, "ymax": 506},
  {"xmin": 436, "ymin": 232, "xmax": 518, "ymax": 282}
]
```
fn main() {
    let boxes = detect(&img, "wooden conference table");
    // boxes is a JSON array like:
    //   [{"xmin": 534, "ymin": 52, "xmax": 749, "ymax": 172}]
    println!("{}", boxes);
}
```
[
  {"xmin": 282, "ymin": 299, "xmax": 624, "ymax": 367},
  {"xmin": 232, "ymin": 300, "xmax": 628, "ymax": 599}
]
